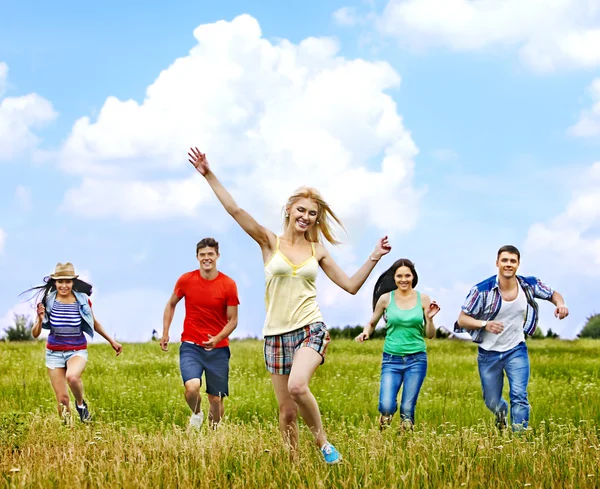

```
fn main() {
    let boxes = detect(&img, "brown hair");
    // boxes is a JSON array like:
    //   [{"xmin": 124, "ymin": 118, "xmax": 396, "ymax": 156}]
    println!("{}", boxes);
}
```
[
  {"xmin": 497, "ymin": 245, "xmax": 520, "ymax": 260},
  {"xmin": 283, "ymin": 187, "xmax": 344, "ymax": 245},
  {"xmin": 196, "ymin": 237, "xmax": 219, "ymax": 255}
]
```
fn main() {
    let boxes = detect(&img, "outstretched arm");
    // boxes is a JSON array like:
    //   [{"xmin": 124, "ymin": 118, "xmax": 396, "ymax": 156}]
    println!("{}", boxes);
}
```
[
  {"xmin": 318, "ymin": 236, "xmax": 391, "ymax": 295},
  {"xmin": 355, "ymin": 293, "xmax": 389, "ymax": 342},
  {"xmin": 189, "ymin": 148, "xmax": 275, "ymax": 252}
]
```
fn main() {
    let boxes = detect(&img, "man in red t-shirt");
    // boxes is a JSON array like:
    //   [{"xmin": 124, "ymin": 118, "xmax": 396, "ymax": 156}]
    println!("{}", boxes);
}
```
[{"xmin": 161, "ymin": 237, "xmax": 239, "ymax": 429}]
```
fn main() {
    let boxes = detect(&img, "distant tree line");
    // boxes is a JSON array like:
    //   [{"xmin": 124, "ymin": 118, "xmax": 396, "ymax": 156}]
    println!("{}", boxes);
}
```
[{"xmin": 3, "ymin": 312, "xmax": 600, "ymax": 342}]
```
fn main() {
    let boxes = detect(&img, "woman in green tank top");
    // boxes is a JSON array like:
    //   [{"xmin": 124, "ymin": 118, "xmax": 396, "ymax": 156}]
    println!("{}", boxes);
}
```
[{"xmin": 356, "ymin": 259, "xmax": 439, "ymax": 429}]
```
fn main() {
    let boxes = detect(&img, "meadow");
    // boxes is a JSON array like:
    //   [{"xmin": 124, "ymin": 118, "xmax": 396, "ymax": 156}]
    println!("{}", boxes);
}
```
[{"xmin": 1, "ymin": 338, "xmax": 599, "ymax": 488}]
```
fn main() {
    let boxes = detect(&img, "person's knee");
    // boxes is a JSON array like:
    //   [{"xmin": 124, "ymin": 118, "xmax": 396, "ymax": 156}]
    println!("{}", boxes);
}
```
[
  {"xmin": 279, "ymin": 404, "xmax": 298, "ymax": 425},
  {"xmin": 184, "ymin": 379, "xmax": 201, "ymax": 395},
  {"xmin": 379, "ymin": 398, "xmax": 397, "ymax": 417},
  {"xmin": 207, "ymin": 394, "xmax": 223, "ymax": 407},
  {"xmin": 288, "ymin": 380, "xmax": 309, "ymax": 400},
  {"xmin": 510, "ymin": 389, "xmax": 529, "ymax": 405},
  {"xmin": 65, "ymin": 372, "xmax": 81, "ymax": 385},
  {"xmin": 57, "ymin": 394, "xmax": 70, "ymax": 406}
]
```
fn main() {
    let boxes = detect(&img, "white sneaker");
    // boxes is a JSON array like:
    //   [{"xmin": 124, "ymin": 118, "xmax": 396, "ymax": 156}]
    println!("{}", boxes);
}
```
[{"xmin": 189, "ymin": 410, "xmax": 204, "ymax": 429}]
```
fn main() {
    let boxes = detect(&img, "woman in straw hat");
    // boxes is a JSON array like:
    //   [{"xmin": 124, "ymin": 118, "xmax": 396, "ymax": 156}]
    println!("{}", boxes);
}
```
[
  {"xmin": 26, "ymin": 262, "xmax": 122, "ymax": 423},
  {"xmin": 188, "ymin": 148, "xmax": 391, "ymax": 464}
]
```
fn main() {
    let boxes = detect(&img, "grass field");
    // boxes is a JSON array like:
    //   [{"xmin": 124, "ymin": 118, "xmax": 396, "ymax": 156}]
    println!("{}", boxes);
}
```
[{"xmin": 1, "ymin": 338, "xmax": 599, "ymax": 488}]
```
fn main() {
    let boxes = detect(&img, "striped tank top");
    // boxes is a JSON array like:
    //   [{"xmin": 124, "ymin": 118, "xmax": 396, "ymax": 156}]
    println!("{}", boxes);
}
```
[
  {"xmin": 263, "ymin": 237, "xmax": 323, "ymax": 336},
  {"xmin": 47, "ymin": 300, "xmax": 87, "ymax": 351}
]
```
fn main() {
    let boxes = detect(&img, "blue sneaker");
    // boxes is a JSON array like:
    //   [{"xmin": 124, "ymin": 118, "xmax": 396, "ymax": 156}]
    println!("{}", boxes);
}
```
[
  {"xmin": 320, "ymin": 442, "xmax": 342, "ymax": 464},
  {"xmin": 75, "ymin": 401, "xmax": 91, "ymax": 422}
]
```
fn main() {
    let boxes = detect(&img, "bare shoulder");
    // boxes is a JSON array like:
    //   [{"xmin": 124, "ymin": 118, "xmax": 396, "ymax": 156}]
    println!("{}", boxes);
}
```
[
  {"xmin": 377, "ymin": 291, "xmax": 392, "ymax": 308},
  {"xmin": 420, "ymin": 292, "xmax": 431, "ymax": 306},
  {"xmin": 314, "ymin": 242, "xmax": 330, "ymax": 261}
]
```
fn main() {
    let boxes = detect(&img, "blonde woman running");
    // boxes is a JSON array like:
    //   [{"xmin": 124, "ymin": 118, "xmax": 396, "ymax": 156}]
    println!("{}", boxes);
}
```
[{"xmin": 189, "ymin": 148, "xmax": 391, "ymax": 464}]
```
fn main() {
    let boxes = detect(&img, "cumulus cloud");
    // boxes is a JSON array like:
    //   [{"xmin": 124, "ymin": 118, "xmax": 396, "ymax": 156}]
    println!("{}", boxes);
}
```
[
  {"xmin": 333, "ymin": 7, "xmax": 360, "ymax": 26},
  {"xmin": 524, "ymin": 162, "xmax": 600, "ymax": 276},
  {"xmin": 365, "ymin": 0, "xmax": 600, "ymax": 72},
  {"xmin": 0, "ymin": 62, "xmax": 7, "ymax": 96},
  {"xmin": 58, "ymin": 15, "xmax": 421, "ymax": 235},
  {"xmin": 0, "ymin": 62, "xmax": 57, "ymax": 161},
  {"xmin": 569, "ymin": 78, "xmax": 600, "ymax": 138}
]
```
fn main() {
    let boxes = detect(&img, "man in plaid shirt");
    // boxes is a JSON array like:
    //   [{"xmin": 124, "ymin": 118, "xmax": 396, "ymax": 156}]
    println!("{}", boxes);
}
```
[{"xmin": 455, "ymin": 245, "xmax": 568, "ymax": 431}]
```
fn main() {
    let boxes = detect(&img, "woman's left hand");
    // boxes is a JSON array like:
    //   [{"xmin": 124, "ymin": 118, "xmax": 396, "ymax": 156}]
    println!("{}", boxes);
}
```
[
  {"xmin": 111, "ymin": 341, "xmax": 123, "ymax": 356},
  {"xmin": 372, "ymin": 236, "xmax": 392, "ymax": 260},
  {"xmin": 426, "ymin": 301, "xmax": 440, "ymax": 319}
]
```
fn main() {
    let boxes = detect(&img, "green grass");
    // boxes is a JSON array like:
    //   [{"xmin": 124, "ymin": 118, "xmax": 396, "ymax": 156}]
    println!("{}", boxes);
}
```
[{"xmin": 1, "ymin": 339, "xmax": 599, "ymax": 488}]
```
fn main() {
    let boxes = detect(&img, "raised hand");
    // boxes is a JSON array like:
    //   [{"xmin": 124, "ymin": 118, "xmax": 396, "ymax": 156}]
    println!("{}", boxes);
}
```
[
  {"xmin": 36, "ymin": 302, "xmax": 45, "ymax": 320},
  {"xmin": 188, "ymin": 147, "xmax": 210, "ymax": 176},
  {"xmin": 372, "ymin": 236, "xmax": 392, "ymax": 260},
  {"xmin": 426, "ymin": 301, "xmax": 440, "ymax": 319},
  {"xmin": 355, "ymin": 332, "xmax": 370, "ymax": 343}
]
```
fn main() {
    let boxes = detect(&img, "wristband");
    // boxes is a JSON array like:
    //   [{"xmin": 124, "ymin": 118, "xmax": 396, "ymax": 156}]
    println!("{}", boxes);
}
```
[{"xmin": 369, "ymin": 255, "xmax": 379, "ymax": 262}]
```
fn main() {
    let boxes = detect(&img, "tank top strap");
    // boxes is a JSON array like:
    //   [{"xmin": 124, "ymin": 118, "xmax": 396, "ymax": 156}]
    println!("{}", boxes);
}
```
[
  {"xmin": 276, "ymin": 235, "xmax": 280, "ymax": 251},
  {"xmin": 310, "ymin": 241, "xmax": 316, "ymax": 257},
  {"xmin": 416, "ymin": 290, "xmax": 422, "ymax": 308}
]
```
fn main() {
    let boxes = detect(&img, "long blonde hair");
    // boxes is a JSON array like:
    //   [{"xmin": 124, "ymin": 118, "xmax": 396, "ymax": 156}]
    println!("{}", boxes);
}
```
[{"xmin": 283, "ymin": 187, "xmax": 344, "ymax": 245}]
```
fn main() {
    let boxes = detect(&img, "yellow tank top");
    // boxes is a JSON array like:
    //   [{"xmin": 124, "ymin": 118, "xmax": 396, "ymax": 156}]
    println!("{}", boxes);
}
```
[{"xmin": 263, "ymin": 237, "xmax": 323, "ymax": 336}]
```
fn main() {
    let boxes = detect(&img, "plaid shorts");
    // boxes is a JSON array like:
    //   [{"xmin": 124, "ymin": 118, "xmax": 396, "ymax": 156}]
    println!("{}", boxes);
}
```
[{"xmin": 264, "ymin": 322, "xmax": 331, "ymax": 375}]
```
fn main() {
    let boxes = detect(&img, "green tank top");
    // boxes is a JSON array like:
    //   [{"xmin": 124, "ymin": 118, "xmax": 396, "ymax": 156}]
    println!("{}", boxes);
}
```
[{"xmin": 383, "ymin": 290, "xmax": 426, "ymax": 356}]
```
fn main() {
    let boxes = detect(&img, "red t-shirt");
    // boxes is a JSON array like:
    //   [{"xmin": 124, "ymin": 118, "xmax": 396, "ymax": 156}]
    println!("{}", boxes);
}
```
[{"xmin": 175, "ymin": 271, "xmax": 239, "ymax": 348}]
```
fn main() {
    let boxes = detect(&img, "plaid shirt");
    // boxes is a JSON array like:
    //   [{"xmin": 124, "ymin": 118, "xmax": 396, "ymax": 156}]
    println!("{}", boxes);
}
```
[{"xmin": 454, "ymin": 275, "xmax": 554, "ymax": 344}]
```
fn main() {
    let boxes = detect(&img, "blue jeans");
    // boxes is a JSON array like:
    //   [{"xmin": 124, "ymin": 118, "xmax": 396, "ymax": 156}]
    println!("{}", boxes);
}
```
[
  {"xmin": 477, "ymin": 341, "xmax": 530, "ymax": 430},
  {"xmin": 378, "ymin": 351, "xmax": 428, "ymax": 423}
]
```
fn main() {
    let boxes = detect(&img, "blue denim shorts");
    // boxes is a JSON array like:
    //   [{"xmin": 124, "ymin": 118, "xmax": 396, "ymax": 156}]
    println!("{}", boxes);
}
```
[
  {"xmin": 179, "ymin": 342, "xmax": 230, "ymax": 397},
  {"xmin": 45, "ymin": 349, "xmax": 88, "ymax": 369}
]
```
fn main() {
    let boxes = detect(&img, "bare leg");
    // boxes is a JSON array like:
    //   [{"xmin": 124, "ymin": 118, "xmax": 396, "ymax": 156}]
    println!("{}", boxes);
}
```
[
  {"xmin": 65, "ymin": 356, "xmax": 87, "ymax": 406},
  {"xmin": 207, "ymin": 394, "xmax": 224, "ymax": 427},
  {"xmin": 287, "ymin": 347, "xmax": 327, "ymax": 448},
  {"xmin": 270, "ymin": 374, "xmax": 299, "ymax": 451},
  {"xmin": 48, "ymin": 367, "xmax": 70, "ymax": 417},
  {"xmin": 184, "ymin": 378, "xmax": 202, "ymax": 414}
]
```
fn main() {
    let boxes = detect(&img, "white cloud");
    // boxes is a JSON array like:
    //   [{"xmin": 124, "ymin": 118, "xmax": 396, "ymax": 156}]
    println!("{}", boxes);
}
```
[
  {"xmin": 58, "ymin": 15, "xmax": 421, "ymax": 236},
  {"xmin": 569, "ymin": 78, "xmax": 600, "ymax": 138},
  {"xmin": 0, "ymin": 63, "xmax": 57, "ymax": 161},
  {"xmin": 371, "ymin": 0, "xmax": 600, "ymax": 71},
  {"xmin": 524, "ymin": 162, "xmax": 600, "ymax": 276},
  {"xmin": 59, "ymin": 177, "xmax": 210, "ymax": 220},
  {"xmin": 333, "ymin": 7, "xmax": 360, "ymax": 26},
  {"xmin": 15, "ymin": 185, "xmax": 32, "ymax": 212},
  {"xmin": 0, "ymin": 228, "xmax": 6, "ymax": 253}
]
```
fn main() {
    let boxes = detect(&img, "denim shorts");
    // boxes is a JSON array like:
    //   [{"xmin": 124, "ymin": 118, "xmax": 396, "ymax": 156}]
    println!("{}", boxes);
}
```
[
  {"xmin": 179, "ymin": 342, "xmax": 230, "ymax": 397},
  {"xmin": 264, "ymin": 322, "xmax": 330, "ymax": 375},
  {"xmin": 45, "ymin": 349, "xmax": 88, "ymax": 369}
]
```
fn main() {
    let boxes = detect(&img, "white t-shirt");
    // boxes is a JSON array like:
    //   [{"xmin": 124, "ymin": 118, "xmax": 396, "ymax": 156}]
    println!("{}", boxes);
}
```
[{"xmin": 480, "ymin": 285, "xmax": 527, "ymax": 352}]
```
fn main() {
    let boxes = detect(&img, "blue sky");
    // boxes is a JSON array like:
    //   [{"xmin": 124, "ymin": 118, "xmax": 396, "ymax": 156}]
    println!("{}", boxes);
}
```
[{"xmin": 1, "ymin": 0, "xmax": 599, "ymax": 342}]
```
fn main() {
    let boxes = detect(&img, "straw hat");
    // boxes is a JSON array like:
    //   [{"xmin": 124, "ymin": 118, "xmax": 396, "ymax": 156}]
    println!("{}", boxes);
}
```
[{"xmin": 50, "ymin": 262, "xmax": 79, "ymax": 280}]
